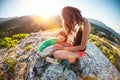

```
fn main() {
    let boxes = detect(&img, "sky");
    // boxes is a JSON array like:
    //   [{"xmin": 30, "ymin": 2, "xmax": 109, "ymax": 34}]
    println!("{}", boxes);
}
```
[{"xmin": 0, "ymin": 0, "xmax": 120, "ymax": 34}]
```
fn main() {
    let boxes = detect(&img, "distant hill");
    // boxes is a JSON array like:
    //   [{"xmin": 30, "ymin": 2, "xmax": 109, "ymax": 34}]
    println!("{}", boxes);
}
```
[
  {"xmin": 0, "ymin": 15, "xmax": 62, "ymax": 37},
  {"xmin": 0, "ymin": 16, "xmax": 46, "ymax": 33},
  {"xmin": 0, "ymin": 17, "xmax": 13, "ymax": 24},
  {"xmin": 88, "ymin": 18, "xmax": 120, "ymax": 44},
  {"xmin": 88, "ymin": 18, "xmax": 120, "ymax": 39}
]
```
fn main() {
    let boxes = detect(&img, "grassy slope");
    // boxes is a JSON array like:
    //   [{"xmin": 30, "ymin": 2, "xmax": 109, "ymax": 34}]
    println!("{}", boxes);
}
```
[{"xmin": 89, "ymin": 34, "xmax": 120, "ymax": 71}]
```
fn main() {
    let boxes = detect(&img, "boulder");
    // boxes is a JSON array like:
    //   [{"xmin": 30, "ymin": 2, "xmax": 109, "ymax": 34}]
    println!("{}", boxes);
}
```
[{"xmin": 24, "ymin": 42, "xmax": 120, "ymax": 80}]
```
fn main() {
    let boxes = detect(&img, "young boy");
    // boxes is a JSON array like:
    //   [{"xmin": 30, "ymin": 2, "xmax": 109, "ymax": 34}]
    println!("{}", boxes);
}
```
[
  {"xmin": 38, "ymin": 31, "xmax": 67, "ymax": 57},
  {"xmin": 38, "ymin": 31, "xmax": 68, "ymax": 64}
]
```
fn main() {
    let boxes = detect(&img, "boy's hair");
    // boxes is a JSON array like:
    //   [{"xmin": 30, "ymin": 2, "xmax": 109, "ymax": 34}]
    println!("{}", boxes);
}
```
[{"xmin": 56, "ymin": 31, "xmax": 68, "ymax": 42}]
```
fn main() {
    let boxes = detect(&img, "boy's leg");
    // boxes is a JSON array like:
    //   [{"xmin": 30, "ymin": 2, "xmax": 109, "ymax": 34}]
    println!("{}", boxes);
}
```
[
  {"xmin": 38, "ymin": 52, "xmax": 51, "ymax": 58},
  {"xmin": 42, "ymin": 45, "xmax": 54, "ymax": 53}
]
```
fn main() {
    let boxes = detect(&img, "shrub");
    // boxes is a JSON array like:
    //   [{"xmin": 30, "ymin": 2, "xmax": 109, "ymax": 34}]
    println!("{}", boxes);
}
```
[
  {"xmin": 24, "ymin": 45, "xmax": 32, "ymax": 51},
  {"xmin": 12, "ymin": 33, "xmax": 29, "ymax": 40},
  {"xmin": 0, "ymin": 33, "xmax": 29, "ymax": 48},
  {"xmin": 0, "ymin": 37, "xmax": 18, "ymax": 48},
  {"xmin": 4, "ymin": 57, "xmax": 17, "ymax": 71}
]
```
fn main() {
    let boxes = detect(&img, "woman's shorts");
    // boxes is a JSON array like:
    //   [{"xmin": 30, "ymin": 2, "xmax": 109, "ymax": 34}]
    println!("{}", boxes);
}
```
[
  {"xmin": 67, "ymin": 42, "xmax": 86, "ymax": 58},
  {"xmin": 76, "ymin": 51, "xmax": 85, "ymax": 59}
]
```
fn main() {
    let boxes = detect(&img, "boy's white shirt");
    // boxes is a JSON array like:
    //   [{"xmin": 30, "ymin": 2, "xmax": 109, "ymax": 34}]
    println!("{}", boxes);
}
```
[
  {"xmin": 42, "ymin": 45, "xmax": 54, "ymax": 52},
  {"xmin": 39, "ymin": 45, "xmax": 54, "ymax": 57}
]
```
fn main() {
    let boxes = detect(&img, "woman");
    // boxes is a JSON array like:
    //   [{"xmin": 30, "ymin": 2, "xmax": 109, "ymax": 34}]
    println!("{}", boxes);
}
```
[{"xmin": 53, "ymin": 6, "xmax": 91, "ymax": 63}]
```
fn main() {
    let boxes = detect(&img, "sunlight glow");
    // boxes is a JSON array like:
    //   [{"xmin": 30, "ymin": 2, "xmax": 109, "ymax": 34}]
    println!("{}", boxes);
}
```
[{"xmin": 26, "ymin": 0, "xmax": 60, "ymax": 19}]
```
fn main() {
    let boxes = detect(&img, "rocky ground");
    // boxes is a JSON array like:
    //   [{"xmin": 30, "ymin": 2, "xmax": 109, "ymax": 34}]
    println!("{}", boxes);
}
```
[{"xmin": 0, "ymin": 31, "xmax": 120, "ymax": 80}]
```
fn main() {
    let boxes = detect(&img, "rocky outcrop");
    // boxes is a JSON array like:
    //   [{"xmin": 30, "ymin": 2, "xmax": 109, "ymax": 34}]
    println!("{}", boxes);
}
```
[{"xmin": 0, "ymin": 31, "xmax": 120, "ymax": 80}]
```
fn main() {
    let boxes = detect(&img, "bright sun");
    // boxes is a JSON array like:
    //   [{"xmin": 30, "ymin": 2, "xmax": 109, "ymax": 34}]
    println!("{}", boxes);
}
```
[{"xmin": 26, "ymin": 0, "xmax": 60, "ymax": 19}]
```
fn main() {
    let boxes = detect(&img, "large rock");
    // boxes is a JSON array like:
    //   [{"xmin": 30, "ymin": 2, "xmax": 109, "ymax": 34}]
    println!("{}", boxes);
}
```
[
  {"xmin": 24, "ymin": 42, "xmax": 120, "ymax": 80},
  {"xmin": 0, "ymin": 31, "xmax": 120, "ymax": 80}
]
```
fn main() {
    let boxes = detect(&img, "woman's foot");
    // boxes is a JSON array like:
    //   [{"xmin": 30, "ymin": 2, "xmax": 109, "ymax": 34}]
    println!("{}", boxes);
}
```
[{"xmin": 68, "ymin": 56, "xmax": 76, "ymax": 64}]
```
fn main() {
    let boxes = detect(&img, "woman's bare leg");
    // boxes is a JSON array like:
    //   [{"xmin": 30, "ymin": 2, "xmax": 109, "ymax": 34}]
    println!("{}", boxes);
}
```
[{"xmin": 53, "ymin": 50, "xmax": 78, "ymax": 63}]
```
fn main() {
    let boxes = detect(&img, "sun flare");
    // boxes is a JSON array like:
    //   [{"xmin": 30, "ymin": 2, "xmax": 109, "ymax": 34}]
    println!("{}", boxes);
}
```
[{"xmin": 26, "ymin": 0, "xmax": 60, "ymax": 19}]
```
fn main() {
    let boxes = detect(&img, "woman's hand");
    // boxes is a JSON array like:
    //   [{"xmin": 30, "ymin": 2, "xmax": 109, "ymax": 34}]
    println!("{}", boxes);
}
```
[{"xmin": 53, "ymin": 44, "xmax": 64, "ymax": 51}]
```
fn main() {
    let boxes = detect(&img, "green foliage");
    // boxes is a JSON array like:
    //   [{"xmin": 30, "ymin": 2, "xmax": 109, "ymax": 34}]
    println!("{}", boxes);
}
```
[
  {"xmin": 24, "ymin": 45, "xmax": 32, "ymax": 51},
  {"xmin": 89, "ymin": 34, "xmax": 102, "ymax": 48},
  {"xmin": 0, "ymin": 37, "xmax": 17, "ymax": 48},
  {"xmin": 0, "ymin": 33, "xmax": 29, "ymax": 48},
  {"xmin": 12, "ymin": 33, "xmax": 29, "ymax": 40},
  {"xmin": 4, "ymin": 57, "xmax": 17, "ymax": 71}
]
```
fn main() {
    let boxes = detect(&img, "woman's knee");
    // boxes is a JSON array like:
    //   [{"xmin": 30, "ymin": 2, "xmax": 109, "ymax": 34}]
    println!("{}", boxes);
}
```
[
  {"xmin": 53, "ymin": 51, "xmax": 60, "ymax": 58},
  {"xmin": 53, "ymin": 50, "xmax": 67, "ymax": 59}
]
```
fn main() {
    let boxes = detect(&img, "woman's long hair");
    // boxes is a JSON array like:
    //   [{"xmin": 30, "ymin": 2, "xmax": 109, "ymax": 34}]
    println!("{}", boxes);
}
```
[{"xmin": 61, "ymin": 6, "xmax": 83, "ymax": 34}]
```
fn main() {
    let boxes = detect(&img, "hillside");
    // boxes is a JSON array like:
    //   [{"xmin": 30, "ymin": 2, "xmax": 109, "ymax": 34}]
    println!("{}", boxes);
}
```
[
  {"xmin": 0, "ymin": 15, "xmax": 62, "ymax": 37},
  {"xmin": 0, "ymin": 17, "xmax": 13, "ymax": 24},
  {"xmin": 88, "ymin": 18, "xmax": 120, "ymax": 37},
  {"xmin": 0, "ymin": 31, "xmax": 120, "ymax": 80}
]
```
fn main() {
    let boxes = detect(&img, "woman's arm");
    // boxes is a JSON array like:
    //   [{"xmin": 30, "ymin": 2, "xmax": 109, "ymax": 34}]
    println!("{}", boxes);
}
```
[
  {"xmin": 64, "ymin": 18, "xmax": 91, "ymax": 51},
  {"xmin": 52, "ymin": 42, "xmax": 73, "ymax": 52},
  {"xmin": 60, "ymin": 42, "xmax": 73, "ymax": 47}
]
